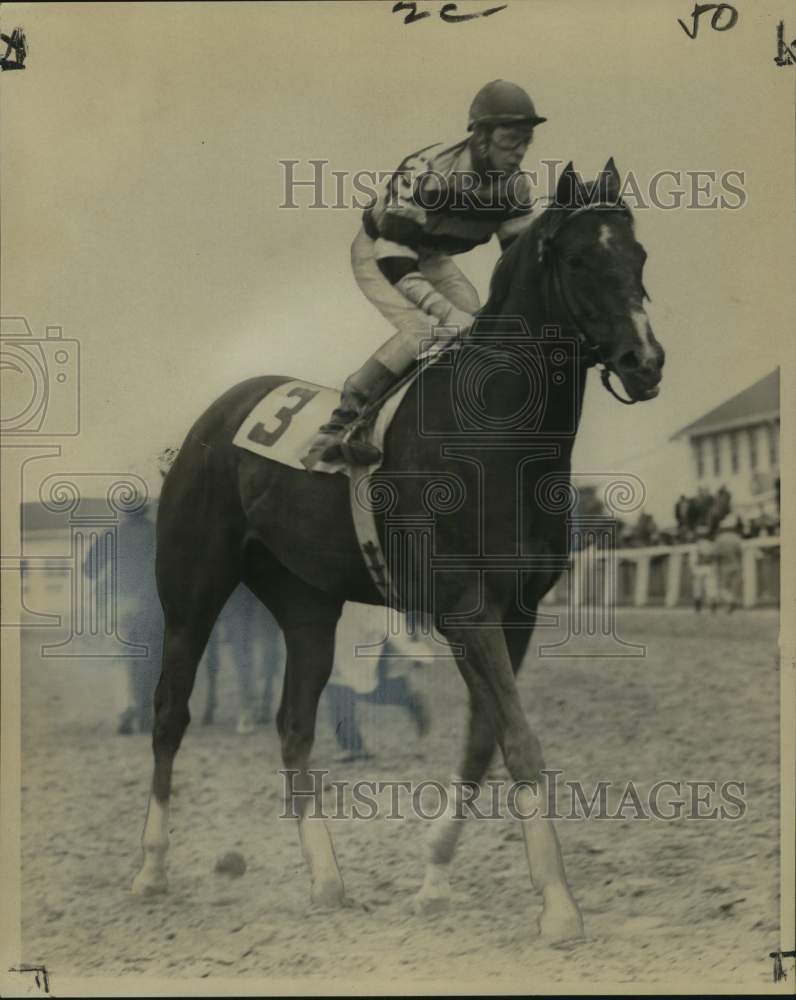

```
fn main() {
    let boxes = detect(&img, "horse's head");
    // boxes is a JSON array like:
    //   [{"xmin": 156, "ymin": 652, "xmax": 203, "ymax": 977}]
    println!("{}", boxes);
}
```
[{"xmin": 541, "ymin": 160, "xmax": 665, "ymax": 402}]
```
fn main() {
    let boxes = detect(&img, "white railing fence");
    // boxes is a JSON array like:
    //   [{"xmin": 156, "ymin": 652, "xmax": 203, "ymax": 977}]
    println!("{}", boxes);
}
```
[{"xmin": 541, "ymin": 536, "xmax": 780, "ymax": 609}]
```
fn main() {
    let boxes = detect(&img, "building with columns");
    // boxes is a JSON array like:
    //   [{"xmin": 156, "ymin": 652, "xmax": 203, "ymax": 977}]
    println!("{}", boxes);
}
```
[{"xmin": 671, "ymin": 368, "xmax": 780, "ymax": 518}]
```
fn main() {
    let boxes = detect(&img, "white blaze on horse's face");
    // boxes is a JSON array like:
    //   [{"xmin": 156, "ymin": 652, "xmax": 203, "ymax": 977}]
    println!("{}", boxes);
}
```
[
  {"xmin": 631, "ymin": 308, "xmax": 654, "ymax": 353},
  {"xmin": 601, "ymin": 224, "xmax": 655, "ymax": 348},
  {"xmin": 570, "ymin": 211, "xmax": 664, "ymax": 401}
]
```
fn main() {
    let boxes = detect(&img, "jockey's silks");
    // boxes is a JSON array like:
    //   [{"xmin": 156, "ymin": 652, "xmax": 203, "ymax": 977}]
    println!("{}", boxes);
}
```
[{"xmin": 363, "ymin": 137, "xmax": 535, "ymax": 263}]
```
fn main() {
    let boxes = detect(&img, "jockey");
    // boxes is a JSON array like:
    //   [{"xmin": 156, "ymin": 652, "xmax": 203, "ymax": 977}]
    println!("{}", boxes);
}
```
[{"xmin": 304, "ymin": 79, "xmax": 546, "ymax": 468}]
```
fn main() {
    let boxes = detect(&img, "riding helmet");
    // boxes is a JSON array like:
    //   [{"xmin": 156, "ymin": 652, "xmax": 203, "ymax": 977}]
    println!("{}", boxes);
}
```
[{"xmin": 467, "ymin": 80, "xmax": 547, "ymax": 130}]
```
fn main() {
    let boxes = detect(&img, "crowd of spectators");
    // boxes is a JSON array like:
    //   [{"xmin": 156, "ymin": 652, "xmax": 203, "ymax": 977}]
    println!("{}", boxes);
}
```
[{"xmin": 578, "ymin": 480, "xmax": 781, "ymax": 550}]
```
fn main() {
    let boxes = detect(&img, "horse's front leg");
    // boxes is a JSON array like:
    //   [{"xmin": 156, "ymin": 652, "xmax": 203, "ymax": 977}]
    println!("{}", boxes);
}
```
[
  {"xmin": 414, "ymin": 622, "xmax": 531, "ymax": 915},
  {"xmin": 429, "ymin": 614, "xmax": 583, "ymax": 944},
  {"xmin": 413, "ymin": 704, "xmax": 495, "ymax": 914}
]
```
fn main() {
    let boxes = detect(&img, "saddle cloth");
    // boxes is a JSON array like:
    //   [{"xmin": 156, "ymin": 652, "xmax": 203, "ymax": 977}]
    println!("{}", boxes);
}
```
[
  {"xmin": 233, "ymin": 376, "xmax": 415, "ymax": 603},
  {"xmin": 233, "ymin": 380, "xmax": 341, "ymax": 471},
  {"xmin": 232, "ymin": 377, "xmax": 412, "ymax": 475}
]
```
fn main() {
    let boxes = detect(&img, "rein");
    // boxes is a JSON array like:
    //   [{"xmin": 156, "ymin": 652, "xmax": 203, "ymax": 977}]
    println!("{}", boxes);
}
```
[{"xmin": 543, "ymin": 202, "xmax": 638, "ymax": 406}]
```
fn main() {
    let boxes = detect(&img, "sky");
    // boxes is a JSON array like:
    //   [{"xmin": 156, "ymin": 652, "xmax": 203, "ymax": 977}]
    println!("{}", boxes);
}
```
[{"xmin": 1, "ymin": 1, "xmax": 793, "ymax": 520}]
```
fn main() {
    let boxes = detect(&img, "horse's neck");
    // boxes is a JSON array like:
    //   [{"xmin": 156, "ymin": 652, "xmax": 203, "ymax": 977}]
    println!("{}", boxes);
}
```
[{"xmin": 476, "ymin": 266, "xmax": 588, "ymax": 458}]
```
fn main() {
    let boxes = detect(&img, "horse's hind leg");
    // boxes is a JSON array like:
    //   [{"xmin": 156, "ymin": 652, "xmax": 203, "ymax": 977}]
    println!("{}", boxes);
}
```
[
  {"xmin": 243, "ymin": 553, "xmax": 344, "ymax": 907},
  {"xmin": 280, "ymin": 616, "xmax": 345, "ymax": 906},
  {"xmin": 132, "ymin": 523, "xmax": 243, "ymax": 896},
  {"xmin": 200, "ymin": 629, "xmax": 221, "ymax": 726}
]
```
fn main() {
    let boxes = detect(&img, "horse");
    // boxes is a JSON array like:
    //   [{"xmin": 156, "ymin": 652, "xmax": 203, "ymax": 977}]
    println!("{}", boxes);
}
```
[{"xmin": 131, "ymin": 160, "xmax": 665, "ymax": 944}]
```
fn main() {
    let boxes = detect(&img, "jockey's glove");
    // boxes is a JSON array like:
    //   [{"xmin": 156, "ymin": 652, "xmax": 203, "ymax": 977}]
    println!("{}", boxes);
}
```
[
  {"xmin": 396, "ymin": 271, "xmax": 475, "ymax": 335},
  {"xmin": 441, "ymin": 308, "xmax": 476, "ymax": 337}
]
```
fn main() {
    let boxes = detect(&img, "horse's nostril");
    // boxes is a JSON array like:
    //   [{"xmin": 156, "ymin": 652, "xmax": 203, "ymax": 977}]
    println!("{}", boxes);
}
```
[{"xmin": 618, "ymin": 351, "xmax": 639, "ymax": 371}]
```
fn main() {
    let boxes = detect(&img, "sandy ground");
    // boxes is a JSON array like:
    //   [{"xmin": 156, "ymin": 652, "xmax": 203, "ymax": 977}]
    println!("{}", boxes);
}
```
[{"xmin": 19, "ymin": 608, "xmax": 785, "ymax": 994}]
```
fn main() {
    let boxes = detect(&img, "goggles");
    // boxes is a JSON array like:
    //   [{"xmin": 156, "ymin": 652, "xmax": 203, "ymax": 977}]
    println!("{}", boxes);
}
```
[{"xmin": 490, "ymin": 127, "xmax": 534, "ymax": 152}]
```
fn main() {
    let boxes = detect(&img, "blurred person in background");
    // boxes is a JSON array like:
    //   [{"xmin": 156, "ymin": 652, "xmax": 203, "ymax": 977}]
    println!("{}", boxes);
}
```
[
  {"xmin": 83, "ymin": 496, "xmax": 162, "ymax": 734},
  {"xmin": 714, "ymin": 514, "xmax": 743, "ymax": 613},
  {"xmin": 691, "ymin": 526, "xmax": 719, "ymax": 614},
  {"xmin": 325, "ymin": 613, "xmax": 430, "ymax": 761},
  {"xmin": 201, "ymin": 585, "xmax": 285, "ymax": 734},
  {"xmin": 707, "ymin": 483, "xmax": 732, "ymax": 535},
  {"xmin": 695, "ymin": 487, "xmax": 714, "ymax": 531},
  {"xmin": 635, "ymin": 510, "xmax": 659, "ymax": 547},
  {"xmin": 674, "ymin": 494, "xmax": 690, "ymax": 540}
]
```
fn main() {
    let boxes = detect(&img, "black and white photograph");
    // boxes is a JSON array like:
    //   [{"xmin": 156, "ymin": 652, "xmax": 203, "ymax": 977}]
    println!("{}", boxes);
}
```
[{"xmin": 1, "ymin": 2, "xmax": 794, "ymax": 995}]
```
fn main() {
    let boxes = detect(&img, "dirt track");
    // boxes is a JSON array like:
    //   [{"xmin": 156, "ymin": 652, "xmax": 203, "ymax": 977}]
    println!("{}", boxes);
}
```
[{"xmin": 20, "ymin": 608, "xmax": 783, "ymax": 994}]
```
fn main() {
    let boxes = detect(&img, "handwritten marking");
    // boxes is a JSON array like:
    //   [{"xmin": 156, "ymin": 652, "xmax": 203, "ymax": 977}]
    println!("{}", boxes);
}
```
[
  {"xmin": 0, "ymin": 26, "xmax": 28, "ymax": 70},
  {"xmin": 9, "ymin": 965, "xmax": 50, "ymax": 994},
  {"xmin": 678, "ymin": 3, "xmax": 738, "ymax": 39},
  {"xmin": 769, "ymin": 949, "xmax": 796, "ymax": 983},
  {"xmin": 774, "ymin": 20, "xmax": 796, "ymax": 66},
  {"xmin": 392, "ymin": 1, "xmax": 507, "ymax": 25}
]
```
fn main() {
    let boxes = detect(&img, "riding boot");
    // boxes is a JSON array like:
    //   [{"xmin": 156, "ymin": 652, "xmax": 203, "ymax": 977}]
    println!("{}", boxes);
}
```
[{"xmin": 304, "ymin": 358, "xmax": 399, "ymax": 468}]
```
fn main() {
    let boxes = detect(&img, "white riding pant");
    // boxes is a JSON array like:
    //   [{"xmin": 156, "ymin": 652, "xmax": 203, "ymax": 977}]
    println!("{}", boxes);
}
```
[{"xmin": 350, "ymin": 227, "xmax": 481, "ymax": 375}]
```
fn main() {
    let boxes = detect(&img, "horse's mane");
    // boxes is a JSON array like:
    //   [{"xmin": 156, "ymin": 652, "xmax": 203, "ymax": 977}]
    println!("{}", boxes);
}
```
[{"xmin": 480, "ymin": 203, "xmax": 554, "ymax": 318}]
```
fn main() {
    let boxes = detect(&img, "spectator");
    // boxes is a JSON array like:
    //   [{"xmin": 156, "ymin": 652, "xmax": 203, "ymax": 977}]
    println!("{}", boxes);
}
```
[
  {"xmin": 714, "ymin": 514, "xmax": 742, "ymax": 612},
  {"xmin": 84, "ymin": 499, "xmax": 162, "ymax": 734},
  {"xmin": 674, "ymin": 495, "xmax": 690, "ymax": 534},
  {"xmin": 709, "ymin": 484, "xmax": 732, "ymax": 534},
  {"xmin": 635, "ymin": 510, "xmax": 658, "ymax": 547},
  {"xmin": 757, "ymin": 503, "xmax": 778, "ymax": 537},
  {"xmin": 326, "ymin": 611, "xmax": 431, "ymax": 761},
  {"xmin": 686, "ymin": 495, "xmax": 700, "ymax": 534},
  {"xmin": 201, "ymin": 585, "xmax": 285, "ymax": 734},
  {"xmin": 715, "ymin": 484, "xmax": 732, "ymax": 520},
  {"xmin": 695, "ymin": 487, "xmax": 714, "ymax": 530},
  {"xmin": 691, "ymin": 527, "xmax": 719, "ymax": 614}
]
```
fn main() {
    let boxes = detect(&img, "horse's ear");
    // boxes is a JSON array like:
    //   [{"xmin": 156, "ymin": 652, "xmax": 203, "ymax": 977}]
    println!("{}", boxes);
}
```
[
  {"xmin": 597, "ymin": 157, "xmax": 621, "ymax": 203},
  {"xmin": 555, "ymin": 162, "xmax": 581, "ymax": 208}
]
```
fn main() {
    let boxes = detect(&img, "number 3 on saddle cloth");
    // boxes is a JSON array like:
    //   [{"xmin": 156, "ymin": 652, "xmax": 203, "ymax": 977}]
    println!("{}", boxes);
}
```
[
  {"xmin": 232, "ymin": 373, "xmax": 414, "ymax": 474},
  {"xmin": 232, "ymin": 362, "xmax": 425, "ymax": 603}
]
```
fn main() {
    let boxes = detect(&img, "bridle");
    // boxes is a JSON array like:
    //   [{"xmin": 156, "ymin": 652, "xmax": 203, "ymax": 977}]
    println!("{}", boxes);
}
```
[{"xmin": 542, "ymin": 201, "xmax": 641, "ymax": 405}]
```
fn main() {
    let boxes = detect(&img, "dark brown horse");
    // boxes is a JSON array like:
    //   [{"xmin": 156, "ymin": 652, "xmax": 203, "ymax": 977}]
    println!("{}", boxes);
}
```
[{"xmin": 132, "ymin": 160, "xmax": 665, "ymax": 944}]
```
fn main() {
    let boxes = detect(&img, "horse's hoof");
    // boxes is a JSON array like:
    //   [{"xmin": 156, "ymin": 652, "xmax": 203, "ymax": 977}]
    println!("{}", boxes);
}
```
[
  {"xmin": 538, "ymin": 897, "xmax": 585, "ymax": 945},
  {"xmin": 412, "ymin": 888, "xmax": 451, "ymax": 916},
  {"xmin": 131, "ymin": 869, "xmax": 168, "ymax": 896},
  {"xmin": 311, "ymin": 878, "xmax": 345, "ymax": 909}
]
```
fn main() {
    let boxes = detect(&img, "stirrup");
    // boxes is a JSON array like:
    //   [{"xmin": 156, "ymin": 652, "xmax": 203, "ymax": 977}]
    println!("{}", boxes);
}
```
[{"xmin": 321, "ymin": 432, "xmax": 382, "ymax": 466}]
